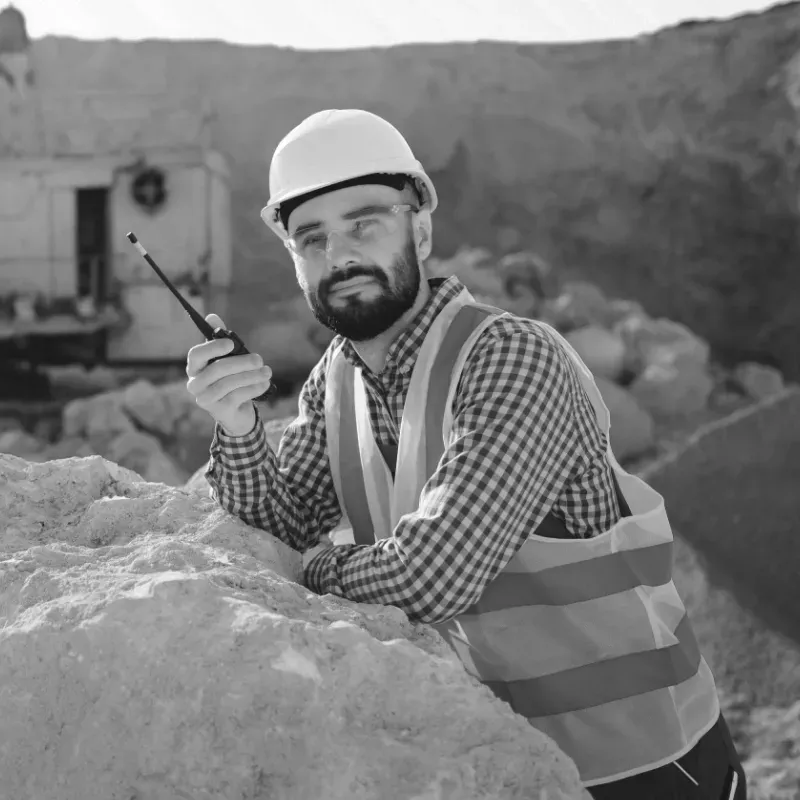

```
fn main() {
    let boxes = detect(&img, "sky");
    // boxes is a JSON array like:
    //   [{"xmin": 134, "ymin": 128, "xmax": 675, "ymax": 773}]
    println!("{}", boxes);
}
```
[{"xmin": 10, "ymin": 0, "xmax": 785, "ymax": 50}]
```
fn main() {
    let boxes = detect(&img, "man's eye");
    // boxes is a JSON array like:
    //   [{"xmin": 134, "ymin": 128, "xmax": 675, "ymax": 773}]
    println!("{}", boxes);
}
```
[
  {"xmin": 353, "ymin": 217, "xmax": 380, "ymax": 235},
  {"xmin": 301, "ymin": 234, "xmax": 326, "ymax": 248}
]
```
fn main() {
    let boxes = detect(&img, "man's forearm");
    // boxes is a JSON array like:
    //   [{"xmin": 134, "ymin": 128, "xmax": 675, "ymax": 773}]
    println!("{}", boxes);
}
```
[{"xmin": 205, "ymin": 411, "xmax": 314, "ymax": 552}]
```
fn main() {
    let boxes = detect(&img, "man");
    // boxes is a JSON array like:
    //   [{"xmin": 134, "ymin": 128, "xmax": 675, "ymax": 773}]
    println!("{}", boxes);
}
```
[{"xmin": 186, "ymin": 109, "xmax": 746, "ymax": 798}]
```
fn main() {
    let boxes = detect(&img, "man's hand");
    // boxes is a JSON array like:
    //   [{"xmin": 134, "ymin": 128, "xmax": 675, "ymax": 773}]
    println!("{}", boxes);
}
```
[{"xmin": 185, "ymin": 314, "xmax": 272, "ymax": 437}]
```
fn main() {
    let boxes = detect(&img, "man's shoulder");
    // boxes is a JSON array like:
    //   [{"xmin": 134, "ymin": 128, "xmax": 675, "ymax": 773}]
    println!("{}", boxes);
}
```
[
  {"xmin": 457, "ymin": 309, "xmax": 586, "ymax": 405},
  {"xmin": 469, "ymin": 308, "xmax": 568, "ymax": 358}
]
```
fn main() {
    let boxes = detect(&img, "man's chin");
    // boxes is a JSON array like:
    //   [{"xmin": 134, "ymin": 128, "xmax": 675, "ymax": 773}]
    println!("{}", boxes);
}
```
[{"xmin": 329, "ymin": 319, "xmax": 386, "ymax": 340}]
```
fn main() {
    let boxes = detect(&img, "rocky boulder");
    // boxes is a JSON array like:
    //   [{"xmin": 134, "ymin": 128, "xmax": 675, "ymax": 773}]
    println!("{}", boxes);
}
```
[
  {"xmin": 565, "ymin": 326, "xmax": 627, "ymax": 382},
  {"xmin": 427, "ymin": 247, "xmax": 507, "ymax": 304},
  {"xmin": 616, "ymin": 315, "xmax": 715, "ymax": 419},
  {"xmin": 594, "ymin": 377, "xmax": 655, "ymax": 461},
  {"xmin": 0, "ymin": 377, "xmax": 304, "ymax": 490},
  {"xmin": 732, "ymin": 362, "xmax": 785, "ymax": 401},
  {"xmin": 497, "ymin": 251, "xmax": 560, "ymax": 316},
  {"xmin": 0, "ymin": 427, "xmax": 44, "ymax": 457},
  {"xmin": 543, "ymin": 281, "xmax": 613, "ymax": 333},
  {"xmin": 733, "ymin": 701, "xmax": 800, "ymax": 799},
  {"xmin": 617, "ymin": 316, "xmax": 711, "ymax": 374},
  {"xmin": 629, "ymin": 359, "xmax": 715, "ymax": 419},
  {"xmin": 0, "ymin": 453, "xmax": 583, "ymax": 800},
  {"xmin": 639, "ymin": 387, "xmax": 800, "ymax": 699},
  {"xmin": 664, "ymin": 526, "xmax": 800, "ymax": 712},
  {"xmin": 637, "ymin": 391, "xmax": 800, "ymax": 797}
]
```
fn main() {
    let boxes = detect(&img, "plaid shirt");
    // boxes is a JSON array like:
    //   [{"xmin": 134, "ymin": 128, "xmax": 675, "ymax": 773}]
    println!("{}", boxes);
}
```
[{"xmin": 206, "ymin": 276, "xmax": 621, "ymax": 624}]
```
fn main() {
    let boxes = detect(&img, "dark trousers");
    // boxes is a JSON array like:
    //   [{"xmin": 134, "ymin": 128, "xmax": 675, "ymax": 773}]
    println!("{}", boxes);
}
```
[{"xmin": 587, "ymin": 712, "xmax": 747, "ymax": 799}]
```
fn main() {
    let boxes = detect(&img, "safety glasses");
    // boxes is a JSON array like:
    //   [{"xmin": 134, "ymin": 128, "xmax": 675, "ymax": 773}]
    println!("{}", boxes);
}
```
[{"xmin": 283, "ymin": 203, "xmax": 418, "ymax": 261}]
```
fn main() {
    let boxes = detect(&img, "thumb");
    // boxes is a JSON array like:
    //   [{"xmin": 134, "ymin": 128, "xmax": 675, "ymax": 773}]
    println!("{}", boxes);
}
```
[{"xmin": 205, "ymin": 313, "xmax": 225, "ymax": 330}]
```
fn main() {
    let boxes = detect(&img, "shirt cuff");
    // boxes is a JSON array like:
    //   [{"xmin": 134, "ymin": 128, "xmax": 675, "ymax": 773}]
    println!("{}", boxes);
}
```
[
  {"xmin": 209, "ymin": 403, "xmax": 271, "ymax": 470},
  {"xmin": 303, "ymin": 546, "xmax": 351, "ymax": 595}
]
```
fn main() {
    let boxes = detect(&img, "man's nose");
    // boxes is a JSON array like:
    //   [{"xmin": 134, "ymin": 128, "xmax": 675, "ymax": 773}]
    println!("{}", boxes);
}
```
[{"xmin": 325, "ymin": 230, "xmax": 360, "ymax": 268}]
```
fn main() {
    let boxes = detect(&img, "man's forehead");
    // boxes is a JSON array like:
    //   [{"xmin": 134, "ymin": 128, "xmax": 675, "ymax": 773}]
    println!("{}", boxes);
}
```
[{"xmin": 288, "ymin": 184, "xmax": 404, "ymax": 233}]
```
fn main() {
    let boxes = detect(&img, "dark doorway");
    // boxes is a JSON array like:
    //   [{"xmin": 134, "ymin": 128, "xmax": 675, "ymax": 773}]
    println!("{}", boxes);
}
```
[
  {"xmin": 75, "ymin": 187, "xmax": 110, "ymax": 362},
  {"xmin": 76, "ymin": 187, "xmax": 109, "ymax": 301}
]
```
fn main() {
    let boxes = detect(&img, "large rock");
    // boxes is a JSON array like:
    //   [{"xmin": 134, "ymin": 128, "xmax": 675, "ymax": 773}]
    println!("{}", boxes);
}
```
[
  {"xmin": 617, "ymin": 316, "xmax": 711, "ymax": 374},
  {"xmin": 498, "ymin": 251, "xmax": 559, "ymax": 298},
  {"xmin": 594, "ymin": 377, "xmax": 655, "ymax": 462},
  {"xmin": 60, "ymin": 380, "xmax": 220, "ymax": 482},
  {"xmin": 664, "ymin": 526, "xmax": 800, "ymax": 711},
  {"xmin": 545, "ymin": 281, "xmax": 612, "ymax": 332},
  {"xmin": 640, "ymin": 387, "xmax": 800, "ymax": 703},
  {"xmin": 565, "ymin": 326, "xmax": 627, "ymax": 382},
  {"xmin": 0, "ymin": 427, "xmax": 44, "ymax": 457},
  {"xmin": 0, "ymin": 417, "xmax": 23, "ymax": 436},
  {"xmin": 62, "ymin": 391, "xmax": 137, "ymax": 450},
  {"xmin": 0, "ymin": 454, "xmax": 583, "ymax": 800},
  {"xmin": 105, "ymin": 429, "xmax": 190, "ymax": 486},
  {"xmin": 427, "ymin": 247, "xmax": 507, "ymax": 302},
  {"xmin": 55, "ymin": 380, "xmax": 304, "ymax": 489},
  {"xmin": 732, "ymin": 362, "xmax": 785, "ymax": 401},
  {"xmin": 737, "ymin": 702, "xmax": 800, "ymax": 799},
  {"xmin": 171, "ymin": 404, "xmax": 218, "ymax": 473},
  {"xmin": 629, "ymin": 360, "xmax": 714, "ymax": 419},
  {"xmin": 495, "ymin": 251, "xmax": 559, "ymax": 317},
  {"xmin": 121, "ymin": 378, "xmax": 186, "ymax": 438},
  {"xmin": 667, "ymin": 534, "xmax": 800, "ymax": 800},
  {"xmin": 602, "ymin": 299, "xmax": 648, "ymax": 332}
]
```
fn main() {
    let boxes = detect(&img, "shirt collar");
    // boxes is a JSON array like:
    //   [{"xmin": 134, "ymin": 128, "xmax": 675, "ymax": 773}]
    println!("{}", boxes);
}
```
[{"xmin": 340, "ymin": 275, "xmax": 467, "ymax": 376}]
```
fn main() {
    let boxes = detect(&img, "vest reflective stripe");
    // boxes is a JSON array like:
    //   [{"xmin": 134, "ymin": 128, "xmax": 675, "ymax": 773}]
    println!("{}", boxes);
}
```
[
  {"xmin": 390, "ymin": 289, "xmax": 485, "ymax": 526},
  {"xmin": 353, "ymin": 375, "xmax": 393, "ymax": 540},
  {"xmin": 461, "ymin": 540, "xmax": 674, "ymax": 611},
  {"xmin": 324, "ymin": 292, "xmax": 720, "ymax": 786},
  {"xmin": 532, "ymin": 660, "xmax": 719, "ymax": 783},
  {"xmin": 455, "ymin": 613, "xmax": 699, "ymax": 715},
  {"xmin": 325, "ymin": 346, "xmax": 375, "ymax": 546},
  {"xmin": 436, "ymin": 577, "xmax": 692, "ymax": 677},
  {"xmin": 423, "ymin": 304, "xmax": 500, "ymax": 480}
]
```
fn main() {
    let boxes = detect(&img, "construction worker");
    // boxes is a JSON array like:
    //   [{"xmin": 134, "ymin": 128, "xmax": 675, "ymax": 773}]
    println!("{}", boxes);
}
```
[{"xmin": 186, "ymin": 109, "xmax": 747, "ymax": 799}]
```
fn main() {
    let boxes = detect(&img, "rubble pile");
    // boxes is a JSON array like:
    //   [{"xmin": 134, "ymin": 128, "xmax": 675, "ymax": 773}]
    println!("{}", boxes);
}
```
[
  {"xmin": 430, "ymin": 248, "xmax": 787, "ymax": 463},
  {"xmin": 0, "ymin": 376, "xmax": 299, "ymax": 485}
]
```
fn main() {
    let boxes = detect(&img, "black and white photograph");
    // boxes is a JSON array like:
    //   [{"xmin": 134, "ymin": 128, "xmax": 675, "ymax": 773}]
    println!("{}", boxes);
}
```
[{"xmin": 1, "ymin": 1, "xmax": 797, "ymax": 797}]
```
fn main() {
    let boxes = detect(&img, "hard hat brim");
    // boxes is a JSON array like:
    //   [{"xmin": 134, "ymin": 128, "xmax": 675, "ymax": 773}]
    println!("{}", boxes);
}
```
[{"xmin": 260, "ymin": 168, "xmax": 438, "ymax": 239}]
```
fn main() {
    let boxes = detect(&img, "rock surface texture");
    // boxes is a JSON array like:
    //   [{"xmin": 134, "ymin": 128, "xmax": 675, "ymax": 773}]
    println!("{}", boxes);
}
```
[
  {"xmin": 642, "ymin": 388, "xmax": 800, "ymax": 656},
  {"xmin": 641, "ymin": 389, "xmax": 800, "ymax": 799},
  {"xmin": 0, "ymin": 454, "xmax": 583, "ymax": 800}
]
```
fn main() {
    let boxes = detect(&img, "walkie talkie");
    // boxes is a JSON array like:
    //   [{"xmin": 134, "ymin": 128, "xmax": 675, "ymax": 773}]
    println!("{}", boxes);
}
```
[{"xmin": 126, "ymin": 232, "xmax": 275, "ymax": 402}]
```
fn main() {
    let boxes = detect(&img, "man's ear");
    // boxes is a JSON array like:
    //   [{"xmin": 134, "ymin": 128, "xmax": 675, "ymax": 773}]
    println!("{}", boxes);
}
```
[{"xmin": 414, "ymin": 210, "xmax": 433, "ymax": 261}]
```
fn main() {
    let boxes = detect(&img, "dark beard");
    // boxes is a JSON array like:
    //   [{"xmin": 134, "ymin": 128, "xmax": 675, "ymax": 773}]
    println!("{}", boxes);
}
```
[{"xmin": 305, "ymin": 237, "xmax": 420, "ymax": 342}]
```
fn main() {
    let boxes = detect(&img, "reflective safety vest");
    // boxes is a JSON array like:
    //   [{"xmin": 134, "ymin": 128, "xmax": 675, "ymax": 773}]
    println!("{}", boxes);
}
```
[{"xmin": 324, "ymin": 288, "xmax": 720, "ymax": 786}]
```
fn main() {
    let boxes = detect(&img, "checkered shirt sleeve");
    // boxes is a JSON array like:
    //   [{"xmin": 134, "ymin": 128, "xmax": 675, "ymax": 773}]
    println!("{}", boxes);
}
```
[
  {"xmin": 205, "ymin": 346, "xmax": 343, "ymax": 553},
  {"xmin": 206, "ymin": 314, "xmax": 621, "ymax": 625}
]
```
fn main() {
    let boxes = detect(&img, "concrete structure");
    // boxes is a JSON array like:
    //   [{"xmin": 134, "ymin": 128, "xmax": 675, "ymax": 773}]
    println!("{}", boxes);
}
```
[
  {"xmin": 0, "ymin": 146, "xmax": 232, "ymax": 361},
  {"xmin": 0, "ymin": 6, "xmax": 233, "ymax": 364}
]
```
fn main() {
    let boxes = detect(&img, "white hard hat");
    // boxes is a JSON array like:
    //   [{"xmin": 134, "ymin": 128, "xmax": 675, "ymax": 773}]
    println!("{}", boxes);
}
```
[{"xmin": 260, "ymin": 109, "xmax": 438, "ymax": 239}]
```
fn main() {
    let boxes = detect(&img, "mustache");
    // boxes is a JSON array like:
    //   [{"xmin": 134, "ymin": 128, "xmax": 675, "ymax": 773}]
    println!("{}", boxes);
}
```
[{"xmin": 324, "ymin": 268, "xmax": 385, "ymax": 291}]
